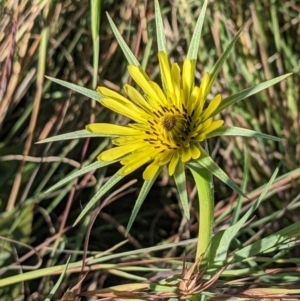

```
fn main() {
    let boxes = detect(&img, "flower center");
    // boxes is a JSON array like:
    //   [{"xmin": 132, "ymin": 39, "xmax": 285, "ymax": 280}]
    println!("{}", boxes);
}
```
[
  {"xmin": 145, "ymin": 105, "xmax": 199, "ymax": 151},
  {"xmin": 162, "ymin": 115, "xmax": 176, "ymax": 131}
]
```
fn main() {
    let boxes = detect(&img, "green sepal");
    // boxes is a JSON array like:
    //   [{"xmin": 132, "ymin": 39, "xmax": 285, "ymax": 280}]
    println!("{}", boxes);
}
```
[
  {"xmin": 208, "ymin": 27, "xmax": 243, "ymax": 93},
  {"xmin": 154, "ymin": 0, "xmax": 167, "ymax": 54},
  {"xmin": 45, "ymin": 76, "xmax": 101, "ymax": 100},
  {"xmin": 74, "ymin": 170, "xmax": 124, "ymax": 226},
  {"xmin": 215, "ymin": 73, "xmax": 292, "ymax": 115},
  {"xmin": 45, "ymin": 161, "xmax": 116, "ymax": 193},
  {"xmin": 188, "ymin": 146, "xmax": 247, "ymax": 198},
  {"xmin": 106, "ymin": 13, "xmax": 140, "ymax": 67},
  {"xmin": 207, "ymin": 126, "xmax": 284, "ymax": 142},
  {"xmin": 126, "ymin": 167, "xmax": 162, "ymax": 234},
  {"xmin": 36, "ymin": 130, "xmax": 111, "ymax": 144},
  {"xmin": 174, "ymin": 161, "xmax": 190, "ymax": 220},
  {"xmin": 187, "ymin": 0, "xmax": 208, "ymax": 60}
]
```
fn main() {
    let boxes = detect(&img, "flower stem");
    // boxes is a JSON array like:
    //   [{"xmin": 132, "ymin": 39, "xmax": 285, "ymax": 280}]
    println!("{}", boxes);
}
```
[{"xmin": 189, "ymin": 163, "xmax": 214, "ymax": 260}]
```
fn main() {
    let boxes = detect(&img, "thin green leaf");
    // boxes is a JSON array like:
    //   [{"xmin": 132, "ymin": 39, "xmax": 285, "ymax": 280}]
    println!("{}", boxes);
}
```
[
  {"xmin": 189, "ymin": 146, "xmax": 246, "ymax": 198},
  {"xmin": 106, "ymin": 13, "xmax": 140, "ymax": 67},
  {"xmin": 208, "ymin": 27, "xmax": 243, "ymax": 92},
  {"xmin": 90, "ymin": 0, "xmax": 101, "ymax": 89},
  {"xmin": 211, "ymin": 164, "xmax": 280, "ymax": 263},
  {"xmin": 232, "ymin": 220, "xmax": 300, "ymax": 263},
  {"xmin": 43, "ymin": 257, "xmax": 71, "ymax": 301},
  {"xmin": 207, "ymin": 126, "xmax": 284, "ymax": 142},
  {"xmin": 45, "ymin": 76, "xmax": 101, "ymax": 100},
  {"xmin": 174, "ymin": 161, "xmax": 190, "ymax": 220},
  {"xmin": 154, "ymin": 0, "xmax": 167, "ymax": 54},
  {"xmin": 126, "ymin": 167, "xmax": 162, "ymax": 234},
  {"xmin": 74, "ymin": 171, "xmax": 124, "ymax": 226},
  {"xmin": 36, "ymin": 130, "xmax": 111, "ymax": 144},
  {"xmin": 187, "ymin": 0, "xmax": 208, "ymax": 60},
  {"xmin": 91, "ymin": 0, "xmax": 101, "ymax": 42},
  {"xmin": 45, "ymin": 161, "xmax": 115, "ymax": 193},
  {"xmin": 215, "ymin": 73, "xmax": 292, "ymax": 115},
  {"xmin": 232, "ymin": 147, "xmax": 250, "ymax": 226}
]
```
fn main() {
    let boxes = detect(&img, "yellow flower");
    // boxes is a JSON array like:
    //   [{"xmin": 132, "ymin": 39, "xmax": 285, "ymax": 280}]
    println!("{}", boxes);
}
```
[{"xmin": 86, "ymin": 51, "xmax": 224, "ymax": 180}]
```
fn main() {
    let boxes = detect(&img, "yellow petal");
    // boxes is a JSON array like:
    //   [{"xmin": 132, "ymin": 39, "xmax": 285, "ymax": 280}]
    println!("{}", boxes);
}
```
[
  {"xmin": 200, "ymin": 94, "xmax": 222, "ymax": 121},
  {"xmin": 158, "ymin": 150, "xmax": 173, "ymax": 165},
  {"xmin": 190, "ymin": 143, "xmax": 201, "ymax": 159},
  {"xmin": 97, "ymin": 87, "xmax": 129, "ymax": 103},
  {"xmin": 119, "ymin": 153, "xmax": 151, "ymax": 176},
  {"xmin": 120, "ymin": 146, "xmax": 153, "ymax": 165},
  {"xmin": 98, "ymin": 143, "xmax": 141, "ymax": 161},
  {"xmin": 143, "ymin": 162, "xmax": 160, "ymax": 180},
  {"xmin": 171, "ymin": 62, "xmax": 181, "ymax": 107},
  {"xmin": 149, "ymin": 81, "xmax": 167, "ymax": 105},
  {"xmin": 168, "ymin": 154, "xmax": 179, "ymax": 176},
  {"xmin": 182, "ymin": 59, "xmax": 195, "ymax": 105},
  {"xmin": 124, "ymin": 84, "xmax": 152, "ymax": 113},
  {"xmin": 86, "ymin": 123, "xmax": 141, "ymax": 136},
  {"xmin": 195, "ymin": 133, "xmax": 206, "ymax": 141},
  {"xmin": 198, "ymin": 72, "xmax": 210, "ymax": 100},
  {"xmin": 202, "ymin": 120, "xmax": 224, "ymax": 135},
  {"xmin": 112, "ymin": 136, "xmax": 144, "ymax": 145},
  {"xmin": 198, "ymin": 118, "xmax": 213, "ymax": 131},
  {"xmin": 181, "ymin": 147, "xmax": 191, "ymax": 162},
  {"xmin": 158, "ymin": 51, "xmax": 173, "ymax": 96},
  {"xmin": 101, "ymin": 98, "xmax": 146, "ymax": 123},
  {"xmin": 187, "ymin": 86, "xmax": 199, "ymax": 115},
  {"xmin": 128, "ymin": 65, "xmax": 158, "ymax": 100}
]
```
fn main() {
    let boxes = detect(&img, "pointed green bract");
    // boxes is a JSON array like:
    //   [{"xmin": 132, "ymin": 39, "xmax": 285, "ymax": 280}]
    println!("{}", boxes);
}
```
[
  {"xmin": 45, "ymin": 161, "xmax": 115, "ymax": 193},
  {"xmin": 208, "ymin": 27, "xmax": 243, "ymax": 93},
  {"xmin": 36, "ymin": 130, "xmax": 111, "ymax": 144},
  {"xmin": 126, "ymin": 167, "xmax": 162, "ymax": 234},
  {"xmin": 106, "ymin": 13, "xmax": 140, "ymax": 67},
  {"xmin": 74, "ymin": 171, "xmax": 124, "ymax": 226},
  {"xmin": 207, "ymin": 126, "xmax": 284, "ymax": 142},
  {"xmin": 45, "ymin": 76, "xmax": 101, "ymax": 100},
  {"xmin": 174, "ymin": 161, "xmax": 190, "ymax": 220},
  {"xmin": 215, "ymin": 73, "xmax": 292, "ymax": 115},
  {"xmin": 188, "ymin": 147, "xmax": 246, "ymax": 198},
  {"xmin": 187, "ymin": 0, "xmax": 208, "ymax": 60},
  {"xmin": 210, "ymin": 164, "xmax": 280, "ymax": 263},
  {"xmin": 154, "ymin": 0, "xmax": 167, "ymax": 54}
]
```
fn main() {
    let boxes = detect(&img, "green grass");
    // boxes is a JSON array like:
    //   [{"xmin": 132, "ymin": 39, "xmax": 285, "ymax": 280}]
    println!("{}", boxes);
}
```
[{"xmin": 0, "ymin": 0, "xmax": 299, "ymax": 300}]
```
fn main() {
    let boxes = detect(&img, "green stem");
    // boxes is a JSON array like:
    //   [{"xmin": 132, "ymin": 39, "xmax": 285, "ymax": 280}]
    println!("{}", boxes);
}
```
[{"xmin": 189, "ymin": 164, "xmax": 214, "ymax": 260}]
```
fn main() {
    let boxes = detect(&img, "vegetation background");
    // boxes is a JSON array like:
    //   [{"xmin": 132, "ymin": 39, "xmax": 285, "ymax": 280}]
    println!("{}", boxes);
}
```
[{"xmin": 0, "ymin": 0, "xmax": 299, "ymax": 300}]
